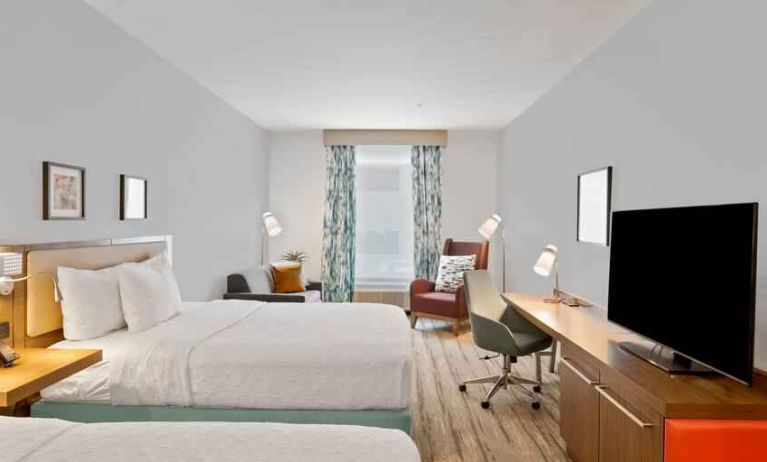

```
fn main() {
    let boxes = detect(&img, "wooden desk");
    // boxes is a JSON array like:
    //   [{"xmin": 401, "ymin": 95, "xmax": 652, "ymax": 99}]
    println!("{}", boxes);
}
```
[
  {"xmin": 0, "ymin": 348, "xmax": 102, "ymax": 414},
  {"xmin": 503, "ymin": 292, "xmax": 767, "ymax": 462}
]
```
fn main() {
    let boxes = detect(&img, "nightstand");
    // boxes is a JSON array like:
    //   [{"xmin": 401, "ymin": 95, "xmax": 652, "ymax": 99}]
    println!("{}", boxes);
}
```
[{"xmin": 0, "ymin": 348, "xmax": 102, "ymax": 416}]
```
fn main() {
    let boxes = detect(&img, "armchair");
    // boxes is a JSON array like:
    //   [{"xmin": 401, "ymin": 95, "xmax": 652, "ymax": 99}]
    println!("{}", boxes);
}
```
[{"xmin": 409, "ymin": 238, "xmax": 489, "ymax": 335}]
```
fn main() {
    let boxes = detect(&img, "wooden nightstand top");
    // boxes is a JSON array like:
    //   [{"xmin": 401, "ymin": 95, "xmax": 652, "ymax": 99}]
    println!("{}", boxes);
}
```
[{"xmin": 0, "ymin": 348, "xmax": 102, "ymax": 408}]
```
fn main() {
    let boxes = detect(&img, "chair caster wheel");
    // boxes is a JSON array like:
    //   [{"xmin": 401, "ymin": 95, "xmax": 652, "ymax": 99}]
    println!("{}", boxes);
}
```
[
  {"xmin": 458, "ymin": 384, "xmax": 467, "ymax": 392},
  {"xmin": 533, "ymin": 385, "xmax": 541, "ymax": 393},
  {"xmin": 481, "ymin": 401, "xmax": 491, "ymax": 409},
  {"xmin": 532, "ymin": 402, "xmax": 541, "ymax": 410}
]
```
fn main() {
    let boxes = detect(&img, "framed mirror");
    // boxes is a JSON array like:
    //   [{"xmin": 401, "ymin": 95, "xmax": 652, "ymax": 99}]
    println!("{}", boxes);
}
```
[{"xmin": 577, "ymin": 166, "xmax": 612, "ymax": 246}]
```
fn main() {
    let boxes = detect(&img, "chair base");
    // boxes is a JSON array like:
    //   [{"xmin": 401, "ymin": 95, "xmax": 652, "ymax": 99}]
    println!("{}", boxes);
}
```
[
  {"xmin": 459, "ymin": 355, "xmax": 542, "ymax": 410},
  {"xmin": 410, "ymin": 311, "xmax": 469, "ymax": 336}
]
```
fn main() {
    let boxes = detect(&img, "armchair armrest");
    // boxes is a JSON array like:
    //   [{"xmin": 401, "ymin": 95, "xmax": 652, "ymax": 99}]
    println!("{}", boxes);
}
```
[
  {"xmin": 227, "ymin": 274, "xmax": 251, "ymax": 293},
  {"xmin": 306, "ymin": 280, "xmax": 323, "ymax": 293},
  {"xmin": 410, "ymin": 278, "xmax": 436, "ymax": 296},
  {"xmin": 223, "ymin": 293, "xmax": 306, "ymax": 303}
]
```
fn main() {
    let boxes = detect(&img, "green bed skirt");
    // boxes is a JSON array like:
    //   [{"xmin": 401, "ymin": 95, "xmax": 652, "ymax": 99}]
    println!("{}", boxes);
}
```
[{"xmin": 31, "ymin": 401, "xmax": 411, "ymax": 434}]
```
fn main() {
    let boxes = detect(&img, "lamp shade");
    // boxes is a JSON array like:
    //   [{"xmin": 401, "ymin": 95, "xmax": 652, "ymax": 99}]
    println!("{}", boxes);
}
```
[
  {"xmin": 478, "ymin": 214, "xmax": 502, "ymax": 239},
  {"xmin": 262, "ymin": 212, "xmax": 283, "ymax": 237},
  {"xmin": 0, "ymin": 253, "xmax": 22, "ymax": 277},
  {"xmin": 533, "ymin": 244, "xmax": 558, "ymax": 277}
]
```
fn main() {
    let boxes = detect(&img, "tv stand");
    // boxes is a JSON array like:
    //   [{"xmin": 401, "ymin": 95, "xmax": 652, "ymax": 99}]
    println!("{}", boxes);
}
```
[{"xmin": 618, "ymin": 341, "xmax": 715, "ymax": 376}]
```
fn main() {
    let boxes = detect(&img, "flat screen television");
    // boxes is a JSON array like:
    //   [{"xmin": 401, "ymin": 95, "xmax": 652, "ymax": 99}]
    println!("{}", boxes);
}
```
[{"xmin": 608, "ymin": 203, "xmax": 758, "ymax": 385}]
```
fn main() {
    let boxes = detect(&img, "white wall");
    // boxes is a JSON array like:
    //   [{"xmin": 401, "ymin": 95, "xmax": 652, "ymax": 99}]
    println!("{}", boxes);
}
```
[
  {"xmin": 0, "ymin": 0, "xmax": 270, "ymax": 300},
  {"xmin": 268, "ymin": 130, "xmax": 500, "ymax": 283},
  {"xmin": 268, "ymin": 130, "xmax": 326, "ymax": 279},
  {"xmin": 498, "ymin": 0, "xmax": 767, "ymax": 368}
]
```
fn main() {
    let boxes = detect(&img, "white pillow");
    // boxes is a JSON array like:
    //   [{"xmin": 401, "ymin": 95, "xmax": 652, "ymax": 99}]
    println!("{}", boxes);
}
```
[
  {"xmin": 117, "ymin": 255, "xmax": 182, "ymax": 333},
  {"xmin": 57, "ymin": 266, "xmax": 126, "ymax": 341},
  {"xmin": 435, "ymin": 255, "xmax": 477, "ymax": 293},
  {"xmin": 242, "ymin": 266, "xmax": 273, "ymax": 293}
]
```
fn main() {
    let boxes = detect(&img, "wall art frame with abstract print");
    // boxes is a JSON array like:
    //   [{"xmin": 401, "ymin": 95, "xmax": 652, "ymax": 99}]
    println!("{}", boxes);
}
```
[
  {"xmin": 43, "ymin": 161, "xmax": 85, "ymax": 220},
  {"xmin": 120, "ymin": 174, "xmax": 147, "ymax": 220}
]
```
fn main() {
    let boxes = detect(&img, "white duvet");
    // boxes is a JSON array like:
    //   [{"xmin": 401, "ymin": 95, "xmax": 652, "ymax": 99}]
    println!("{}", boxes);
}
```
[
  {"xmin": 1, "ymin": 416, "xmax": 420, "ymax": 462},
  {"xmin": 44, "ymin": 300, "xmax": 412, "ymax": 410}
]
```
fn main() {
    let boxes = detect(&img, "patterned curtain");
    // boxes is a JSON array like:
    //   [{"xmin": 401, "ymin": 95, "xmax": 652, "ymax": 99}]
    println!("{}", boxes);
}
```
[
  {"xmin": 412, "ymin": 145, "xmax": 443, "ymax": 280},
  {"xmin": 321, "ymin": 145, "xmax": 357, "ymax": 302}
]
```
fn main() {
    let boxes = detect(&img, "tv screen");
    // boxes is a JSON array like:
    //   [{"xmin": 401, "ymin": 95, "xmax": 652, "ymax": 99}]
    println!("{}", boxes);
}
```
[{"xmin": 608, "ymin": 203, "xmax": 758, "ymax": 385}]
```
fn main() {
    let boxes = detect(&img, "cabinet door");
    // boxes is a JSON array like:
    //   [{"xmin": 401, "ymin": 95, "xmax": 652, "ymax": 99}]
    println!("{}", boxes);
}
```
[
  {"xmin": 597, "ymin": 385, "xmax": 663, "ymax": 462},
  {"xmin": 560, "ymin": 358, "xmax": 600, "ymax": 462}
]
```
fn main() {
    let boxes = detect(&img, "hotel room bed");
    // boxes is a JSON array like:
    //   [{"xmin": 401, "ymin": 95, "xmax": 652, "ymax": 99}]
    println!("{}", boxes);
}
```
[
  {"xmin": 2, "ymin": 416, "xmax": 420, "ymax": 462},
  {"xmin": 33, "ymin": 300, "xmax": 412, "ymax": 431}
]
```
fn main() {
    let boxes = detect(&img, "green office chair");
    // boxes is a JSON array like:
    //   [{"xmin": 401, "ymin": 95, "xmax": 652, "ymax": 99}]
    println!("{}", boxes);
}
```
[{"xmin": 459, "ymin": 270, "xmax": 553, "ymax": 410}]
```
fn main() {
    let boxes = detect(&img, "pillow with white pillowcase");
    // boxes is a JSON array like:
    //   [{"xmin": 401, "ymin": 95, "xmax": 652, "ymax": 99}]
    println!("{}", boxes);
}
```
[
  {"xmin": 117, "ymin": 254, "xmax": 182, "ymax": 333},
  {"xmin": 57, "ymin": 266, "xmax": 126, "ymax": 341}
]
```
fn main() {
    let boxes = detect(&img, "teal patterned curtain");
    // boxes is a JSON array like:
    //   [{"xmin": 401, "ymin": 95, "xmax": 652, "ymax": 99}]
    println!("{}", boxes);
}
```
[
  {"xmin": 412, "ymin": 145, "xmax": 443, "ymax": 280},
  {"xmin": 321, "ymin": 145, "xmax": 357, "ymax": 302}
]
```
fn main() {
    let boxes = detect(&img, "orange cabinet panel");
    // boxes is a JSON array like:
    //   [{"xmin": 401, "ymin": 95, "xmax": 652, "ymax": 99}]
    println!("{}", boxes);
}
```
[{"xmin": 665, "ymin": 419, "xmax": 767, "ymax": 462}]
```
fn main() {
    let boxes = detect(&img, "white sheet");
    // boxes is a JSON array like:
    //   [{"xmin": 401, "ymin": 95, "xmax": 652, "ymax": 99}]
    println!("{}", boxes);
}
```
[
  {"xmin": 0, "ymin": 416, "xmax": 420, "ymax": 462},
  {"xmin": 43, "ymin": 300, "xmax": 412, "ymax": 410}
]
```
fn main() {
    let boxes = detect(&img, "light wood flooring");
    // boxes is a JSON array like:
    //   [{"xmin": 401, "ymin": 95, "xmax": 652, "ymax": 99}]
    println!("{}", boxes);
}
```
[{"xmin": 411, "ymin": 318, "xmax": 569, "ymax": 462}]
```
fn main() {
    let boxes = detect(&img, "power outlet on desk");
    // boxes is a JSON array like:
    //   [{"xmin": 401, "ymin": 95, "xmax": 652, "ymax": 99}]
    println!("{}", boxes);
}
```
[{"xmin": 0, "ymin": 322, "xmax": 9, "ymax": 339}]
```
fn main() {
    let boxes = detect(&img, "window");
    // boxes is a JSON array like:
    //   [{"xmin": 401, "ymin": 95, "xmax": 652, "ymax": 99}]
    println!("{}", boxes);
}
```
[{"xmin": 355, "ymin": 145, "xmax": 414, "ymax": 290}]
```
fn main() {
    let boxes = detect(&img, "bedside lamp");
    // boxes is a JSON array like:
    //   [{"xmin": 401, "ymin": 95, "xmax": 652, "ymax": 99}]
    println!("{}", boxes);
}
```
[
  {"xmin": 0, "ymin": 252, "xmax": 61, "ymax": 301},
  {"xmin": 262, "ymin": 212, "xmax": 283, "ymax": 265},
  {"xmin": 478, "ymin": 213, "xmax": 506, "ymax": 292},
  {"xmin": 533, "ymin": 245, "xmax": 561, "ymax": 303}
]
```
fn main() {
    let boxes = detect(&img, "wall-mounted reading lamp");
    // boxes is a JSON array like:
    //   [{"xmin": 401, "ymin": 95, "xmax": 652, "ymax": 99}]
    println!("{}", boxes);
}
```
[
  {"xmin": 0, "ymin": 252, "xmax": 62, "ymax": 301},
  {"xmin": 261, "ymin": 212, "xmax": 283, "ymax": 265}
]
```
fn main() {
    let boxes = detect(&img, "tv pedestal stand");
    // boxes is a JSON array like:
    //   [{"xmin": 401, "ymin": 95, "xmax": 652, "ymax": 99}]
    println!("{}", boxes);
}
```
[{"xmin": 618, "ymin": 341, "xmax": 714, "ymax": 375}]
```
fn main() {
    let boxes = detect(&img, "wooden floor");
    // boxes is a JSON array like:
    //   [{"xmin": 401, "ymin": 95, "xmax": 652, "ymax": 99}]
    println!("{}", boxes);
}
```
[{"xmin": 411, "ymin": 318, "xmax": 569, "ymax": 462}]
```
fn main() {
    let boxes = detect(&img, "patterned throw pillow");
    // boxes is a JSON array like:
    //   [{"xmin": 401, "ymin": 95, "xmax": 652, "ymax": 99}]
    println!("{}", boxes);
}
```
[{"xmin": 435, "ymin": 255, "xmax": 477, "ymax": 293}]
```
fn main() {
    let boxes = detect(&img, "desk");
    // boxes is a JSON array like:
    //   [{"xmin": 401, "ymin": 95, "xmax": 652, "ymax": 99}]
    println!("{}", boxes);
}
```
[
  {"xmin": 0, "ymin": 348, "xmax": 101, "ymax": 415},
  {"xmin": 503, "ymin": 292, "xmax": 767, "ymax": 462}
]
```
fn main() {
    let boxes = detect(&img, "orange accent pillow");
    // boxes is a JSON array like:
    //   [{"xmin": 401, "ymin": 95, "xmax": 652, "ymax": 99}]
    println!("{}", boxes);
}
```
[{"xmin": 272, "ymin": 262, "xmax": 305, "ymax": 293}]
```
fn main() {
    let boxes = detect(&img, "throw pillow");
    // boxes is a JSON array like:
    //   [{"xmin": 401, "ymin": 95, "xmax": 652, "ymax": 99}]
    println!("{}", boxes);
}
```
[
  {"xmin": 272, "ymin": 262, "xmax": 305, "ymax": 293},
  {"xmin": 435, "ymin": 255, "xmax": 477, "ymax": 293},
  {"xmin": 271, "ymin": 260, "xmax": 308, "ymax": 288},
  {"xmin": 242, "ymin": 266, "xmax": 273, "ymax": 293}
]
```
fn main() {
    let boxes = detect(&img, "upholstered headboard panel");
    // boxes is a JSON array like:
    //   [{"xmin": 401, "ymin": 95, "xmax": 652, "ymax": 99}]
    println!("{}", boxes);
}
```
[{"xmin": 19, "ymin": 236, "xmax": 169, "ymax": 346}]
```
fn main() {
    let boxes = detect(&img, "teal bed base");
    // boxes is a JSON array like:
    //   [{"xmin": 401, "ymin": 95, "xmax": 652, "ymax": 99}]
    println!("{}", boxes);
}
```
[{"xmin": 31, "ymin": 401, "xmax": 411, "ymax": 434}]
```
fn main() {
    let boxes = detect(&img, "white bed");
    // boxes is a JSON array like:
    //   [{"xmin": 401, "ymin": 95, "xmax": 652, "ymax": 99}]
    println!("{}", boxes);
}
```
[
  {"xmin": 41, "ymin": 300, "xmax": 412, "ymax": 411},
  {"xmin": 2, "ymin": 416, "xmax": 420, "ymax": 462}
]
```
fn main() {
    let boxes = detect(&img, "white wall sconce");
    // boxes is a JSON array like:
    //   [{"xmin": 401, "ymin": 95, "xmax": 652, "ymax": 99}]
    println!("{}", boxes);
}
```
[{"xmin": 0, "ymin": 252, "xmax": 61, "ymax": 301}]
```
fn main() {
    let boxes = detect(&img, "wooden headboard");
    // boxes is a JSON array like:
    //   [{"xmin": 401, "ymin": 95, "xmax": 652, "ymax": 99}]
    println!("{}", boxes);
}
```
[{"xmin": 4, "ymin": 236, "xmax": 170, "ymax": 348}]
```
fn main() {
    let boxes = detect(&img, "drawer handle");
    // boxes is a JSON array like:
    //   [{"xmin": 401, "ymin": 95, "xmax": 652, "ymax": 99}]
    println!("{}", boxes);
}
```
[
  {"xmin": 560, "ymin": 358, "xmax": 599, "ymax": 385},
  {"xmin": 596, "ymin": 386, "xmax": 655, "ymax": 428}
]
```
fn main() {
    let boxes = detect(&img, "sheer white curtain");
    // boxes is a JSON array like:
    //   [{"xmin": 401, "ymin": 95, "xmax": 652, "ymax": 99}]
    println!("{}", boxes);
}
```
[{"xmin": 354, "ymin": 146, "xmax": 415, "ymax": 290}]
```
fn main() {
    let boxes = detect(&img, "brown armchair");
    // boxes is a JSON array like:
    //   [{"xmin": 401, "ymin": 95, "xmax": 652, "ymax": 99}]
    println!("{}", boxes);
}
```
[{"xmin": 410, "ymin": 238, "xmax": 490, "ymax": 335}]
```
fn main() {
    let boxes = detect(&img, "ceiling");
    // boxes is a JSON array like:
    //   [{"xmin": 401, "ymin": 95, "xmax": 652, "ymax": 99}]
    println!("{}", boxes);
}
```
[{"xmin": 85, "ymin": 0, "xmax": 648, "ymax": 130}]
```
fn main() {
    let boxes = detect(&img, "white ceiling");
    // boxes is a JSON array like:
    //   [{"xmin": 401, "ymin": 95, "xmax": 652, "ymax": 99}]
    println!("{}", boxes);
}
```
[{"xmin": 85, "ymin": 0, "xmax": 648, "ymax": 130}]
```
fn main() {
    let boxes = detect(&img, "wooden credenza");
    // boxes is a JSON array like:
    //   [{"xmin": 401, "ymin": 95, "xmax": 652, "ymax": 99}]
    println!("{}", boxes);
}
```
[{"xmin": 502, "ymin": 293, "xmax": 767, "ymax": 462}]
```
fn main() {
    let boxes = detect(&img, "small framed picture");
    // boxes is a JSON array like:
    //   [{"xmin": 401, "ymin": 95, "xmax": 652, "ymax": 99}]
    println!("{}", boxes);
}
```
[
  {"xmin": 43, "ymin": 161, "xmax": 85, "ymax": 220},
  {"xmin": 120, "ymin": 174, "xmax": 147, "ymax": 220},
  {"xmin": 577, "ymin": 166, "xmax": 613, "ymax": 246}
]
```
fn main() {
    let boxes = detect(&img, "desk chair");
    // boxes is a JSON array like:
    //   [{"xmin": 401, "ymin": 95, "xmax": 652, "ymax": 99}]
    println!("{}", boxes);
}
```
[{"xmin": 459, "ymin": 270, "xmax": 553, "ymax": 410}]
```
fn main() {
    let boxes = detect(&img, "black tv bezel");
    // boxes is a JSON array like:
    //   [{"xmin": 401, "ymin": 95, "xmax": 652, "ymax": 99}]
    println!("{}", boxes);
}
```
[{"xmin": 607, "ymin": 202, "xmax": 759, "ymax": 386}]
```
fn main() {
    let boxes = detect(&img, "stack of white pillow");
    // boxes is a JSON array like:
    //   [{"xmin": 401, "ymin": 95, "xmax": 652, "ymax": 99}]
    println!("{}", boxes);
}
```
[{"xmin": 56, "ymin": 254, "xmax": 182, "ymax": 341}]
